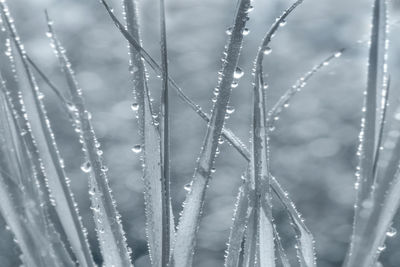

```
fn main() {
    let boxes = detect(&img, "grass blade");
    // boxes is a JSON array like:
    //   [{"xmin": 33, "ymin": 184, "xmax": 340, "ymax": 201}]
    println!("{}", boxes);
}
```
[
  {"xmin": 123, "ymin": 0, "xmax": 174, "ymax": 265},
  {"xmin": 342, "ymin": 77, "xmax": 393, "ymax": 267},
  {"xmin": 0, "ymin": 88, "xmax": 54, "ymax": 267},
  {"xmin": 271, "ymin": 175, "xmax": 315, "ymax": 267},
  {"xmin": 0, "ymin": 3, "xmax": 94, "ymax": 266},
  {"xmin": 249, "ymin": 1, "xmax": 313, "ymax": 266},
  {"xmin": 172, "ymin": 0, "xmax": 251, "ymax": 265},
  {"xmin": 46, "ymin": 13, "xmax": 132, "ymax": 267},
  {"xmin": 372, "ymin": 76, "xmax": 390, "ymax": 179},
  {"xmin": 0, "ymin": 72, "xmax": 75, "ymax": 266},
  {"xmin": 355, "ymin": 0, "xmax": 387, "ymax": 202},
  {"xmin": 159, "ymin": 0, "xmax": 172, "ymax": 264},
  {"xmin": 272, "ymin": 223, "xmax": 290, "ymax": 267},
  {"xmin": 266, "ymin": 48, "xmax": 345, "ymax": 129},
  {"xmin": 345, "ymin": 0, "xmax": 389, "ymax": 265},
  {"xmin": 224, "ymin": 177, "xmax": 251, "ymax": 267},
  {"xmin": 242, "ymin": 207, "xmax": 257, "ymax": 267}
]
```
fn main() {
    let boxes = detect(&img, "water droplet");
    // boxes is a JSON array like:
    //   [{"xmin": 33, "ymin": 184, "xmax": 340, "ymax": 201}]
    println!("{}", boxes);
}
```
[
  {"xmin": 101, "ymin": 165, "xmax": 109, "ymax": 172},
  {"xmin": 46, "ymin": 32, "xmax": 52, "ymax": 38},
  {"xmin": 231, "ymin": 81, "xmax": 239, "ymax": 88},
  {"xmin": 242, "ymin": 28, "xmax": 250, "ymax": 36},
  {"xmin": 334, "ymin": 51, "xmax": 342, "ymax": 58},
  {"xmin": 263, "ymin": 83, "xmax": 269, "ymax": 89},
  {"xmin": 211, "ymin": 167, "xmax": 216, "ymax": 173},
  {"xmin": 377, "ymin": 244, "xmax": 386, "ymax": 252},
  {"xmin": 81, "ymin": 161, "xmax": 91, "ymax": 173},
  {"xmin": 184, "ymin": 182, "xmax": 192, "ymax": 192},
  {"xmin": 38, "ymin": 92, "xmax": 44, "ymax": 100},
  {"xmin": 245, "ymin": 5, "xmax": 254, "ymax": 13},
  {"xmin": 131, "ymin": 103, "xmax": 139, "ymax": 111},
  {"xmin": 67, "ymin": 102, "xmax": 77, "ymax": 112},
  {"xmin": 354, "ymin": 182, "xmax": 360, "ymax": 190},
  {"xmin": 262, "ymin": 47, "xmax": 272, "ymax": 55},
  {"xmin": 226, "ymin": 106, "xmax": 235, "ymax": 114},
  {"xmin": 131, "ymin": 144, "xmax": 142, "ymax": 153},
  {"xmin": 387, "ymin": 226, "xmax": 397, "ymax": 237},
  {"xmin": 233, "ymin": 67, "xmax": 244, "ymax": 79},
  {"xmin": 225, "ymin": 27, "xmax": 233, "ymax": 36}
]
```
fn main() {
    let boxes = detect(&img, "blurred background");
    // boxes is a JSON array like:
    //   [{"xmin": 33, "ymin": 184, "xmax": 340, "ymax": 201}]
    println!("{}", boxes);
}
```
[{"xmin": 1, "ymin": 0, "xmax": 400, "ymax": 266}]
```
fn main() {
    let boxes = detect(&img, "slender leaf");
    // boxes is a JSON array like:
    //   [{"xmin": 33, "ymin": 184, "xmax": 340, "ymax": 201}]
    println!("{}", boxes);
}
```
[
  {"xmin": 123, "ymin": 0, "xmax": 174, "ymax": 266},
  {"xmin": 272, "ymin": 222, "xmax": 290, "ymax": 267},
  {"xmin": 242, "ymin": 206, "xmax": 257, "ymax": 267},
  {"xmin": 159, "ymin": 0, "xmax": 172, "ymax": 264},
  {"xmin": 172, "ymin": 0, "xmax": 251, "ymax": 265},
  {"xmin": 250, "ymin": 0, "xmax": 317, "ymax": 265},
  {"xmin": 266, "ymin": 48, "xmax": 345, "ymax": 128},
  {"xmin": 271, "ymin": 175, "xmax": 315, "ymax": 267},
  {"xmin": 0, "ymin": 73, "xmax": 74, "ymax": 267},
  {"xmin": 224, "ymin": 176, "xmax": 251, "ymax": 267},
  {"xmin": 46, "ymin": 13, "xmax": 133, "ymax": 267},
  {"xmin": 345, "ymin": 0, "xmax": 389, "ymax": 265},
  {"xmin": 0, "ymin": 3, "xmax": 92, "ymax": 265}
]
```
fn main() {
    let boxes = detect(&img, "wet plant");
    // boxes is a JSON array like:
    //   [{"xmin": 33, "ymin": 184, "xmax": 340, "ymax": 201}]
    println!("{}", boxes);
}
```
[{"xmin": 0, "ymin": 0, "xmax": 397, "ymax": 266}]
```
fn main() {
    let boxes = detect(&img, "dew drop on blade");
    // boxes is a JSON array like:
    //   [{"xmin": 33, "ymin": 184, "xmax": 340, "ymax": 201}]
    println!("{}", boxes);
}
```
[
  {"xmin": 81, "ymin": 161, "xmax": 91, "ymax": 173},
  {"xmin": 226, "ymin": 106, "xmax": 235, "ymax": 114},
  {"xmin": 386, "ymin": 226, "xmax": 397, "ymax": 237},
  {"xmin": 131, "ymin": 103, "xmax": 139, "ymax": 111},
  {"xmin": 334, "ymin": 51, "xmax": 342, "ymax": 58},
  {"xmin": 262, "ymin": 47, "xmax": 272, "ymax": 55},
  {"xmin": 184, "ymin": 183, "xmax": 192, "ymax": 192},
  {"xmin": 233, "ymin": 67, "xmax": 244, "ymax": 79},
  {"xmin": 131, "ymin": 144, "xmax": 142, "ymax": 153}
]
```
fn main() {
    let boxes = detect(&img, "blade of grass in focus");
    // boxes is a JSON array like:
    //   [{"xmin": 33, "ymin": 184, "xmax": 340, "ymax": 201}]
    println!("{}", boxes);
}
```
[
  {"xmin": 272, "ymin": 223, "xmax": 290, "ymax": 267},
  {"xmin": 123, "ymin": 0, "xmax": 175, "ymax": 265},
  {"xmin": 248, "ymin": 0, "xmax": 315, "ymax": 265},
  {"xmin": 249, "ymin": 24, "xmax": 276, "ymax": 266},
  {"xmin": 344, "ymin": 0, "xmax": 389, "ymax": 266},
  {"xmin": 242, "ymin": 207, "xmax": 257, "ymax": 267},
  {"xmin": 159, "ymin": 0, "xmax": 172, "ymax": 264},
  {"xmin": 46, "ymin": 12, "xmax": 133, "ymax": 267},
  {"xmin": 266, "ymin": 48, "xmax": 344, "ymax": 130},
  {"xmin": 172, "ymin": 0, "xmax": 251, "ymax": 265},
  {"xmin": 224, "ymin": 173, "xmax": 251, "ymax": 267}
]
